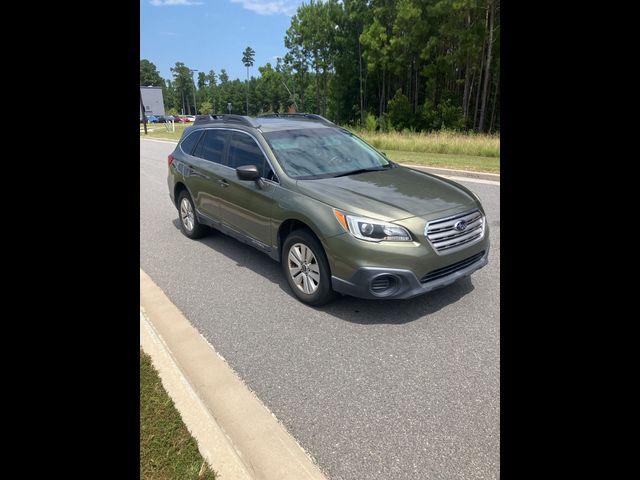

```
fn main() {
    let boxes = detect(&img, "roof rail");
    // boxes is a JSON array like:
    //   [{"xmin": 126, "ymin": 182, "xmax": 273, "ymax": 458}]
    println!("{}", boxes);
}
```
[
  {"xmin": 194, "ymin": 114, "xmax": 223, "ymax": 124},
  {"xmin": 193, "ymin": 114, "xmax": 261, "ymax": 128},
  {"xmin": 257, "ymin": 112, "xmax": 335, "ymax": 126}
]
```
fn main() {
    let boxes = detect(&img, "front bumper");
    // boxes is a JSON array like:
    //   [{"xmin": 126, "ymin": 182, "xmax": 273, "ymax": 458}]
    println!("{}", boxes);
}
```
[{"xmin": 330, "ymin": 247, "xmax": 489, "ymax": 300}]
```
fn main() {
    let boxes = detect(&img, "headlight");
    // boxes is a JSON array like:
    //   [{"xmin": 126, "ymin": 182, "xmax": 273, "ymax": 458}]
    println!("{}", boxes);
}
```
[{"xmin": 333, "ymin": 210, "xmax": 412, "ymax": 242}]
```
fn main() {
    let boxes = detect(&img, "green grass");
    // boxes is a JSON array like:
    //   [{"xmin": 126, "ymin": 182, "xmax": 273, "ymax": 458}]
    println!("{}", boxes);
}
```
[
  {"xmin": 386, "ymin": 150, "xmax": 500, "ymax": 173},
  {"xmin": 140, "ymin": 122, "xmax": 500, "ymax": 174},
  {"xmin": 140, "ymin": 349, "xmax": 217, "ymax": 480},
  {"xmin": 351, "ymin": 128, "xmax": 500, "ymax": 158},
  {"xmin": 140, "ymin": 122, "xmax": 189, "ymax": 141}
]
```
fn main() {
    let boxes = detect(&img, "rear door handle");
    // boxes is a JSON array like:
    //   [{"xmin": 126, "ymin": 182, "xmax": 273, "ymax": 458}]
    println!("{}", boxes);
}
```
[{"xmin": 219, "ymin": 179, "xmax": 229, "ymax": 188}]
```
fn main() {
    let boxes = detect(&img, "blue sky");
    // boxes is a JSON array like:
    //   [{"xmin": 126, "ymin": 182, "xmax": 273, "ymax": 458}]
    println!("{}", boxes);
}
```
[{"xmin": 140, "ymin": 0, "xmax": 306, "ymax": 83}]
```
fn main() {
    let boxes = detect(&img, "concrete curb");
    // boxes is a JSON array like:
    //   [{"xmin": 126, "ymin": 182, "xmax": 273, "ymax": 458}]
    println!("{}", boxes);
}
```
[
  {"xmin": 140, "ymin": 310, "xmax": 254, "ymax": 480},
  {"xmin": 400, "ymin": 164, "xmax": 500, "ymax": 182},
  {"xmin": 140, "ymin": 138, "xmax": 500, "ymax": 180},
  {"xmin": 140, "ymin": 268, "xmax": 329, "ymax": 480}
]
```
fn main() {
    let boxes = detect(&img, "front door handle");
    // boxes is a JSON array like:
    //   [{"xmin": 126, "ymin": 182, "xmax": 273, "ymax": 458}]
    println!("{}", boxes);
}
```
[{"xmin": 219, "ymin": 179, "xmax": 229, "ymax": 188}]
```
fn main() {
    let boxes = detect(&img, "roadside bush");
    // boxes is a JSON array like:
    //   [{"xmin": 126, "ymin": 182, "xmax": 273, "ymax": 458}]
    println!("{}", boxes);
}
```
[
  {"xmin": 437, "ymin": 99, "xmax": 465, "ymax": 131},
  {"xmin": 420, "ymin": 99, "xmax": 465, "ymax": 131},
  {"xmin": 388, "ymin": 90, "xmax": 414, "ymax": 131},
  {"xmin": 420, "ymin": 100, "xmax": 438, "ymax": 131},
  {"xmin": 199, "ymin": 100, "xmax": 212, "ymax": 115},
  {"xmin": 365, "ymin": 113, "xmax": 377, "ymax": 132},
  {"xmin": 377, "ymin": 113, "xmax": 392, "ymax": 133}
]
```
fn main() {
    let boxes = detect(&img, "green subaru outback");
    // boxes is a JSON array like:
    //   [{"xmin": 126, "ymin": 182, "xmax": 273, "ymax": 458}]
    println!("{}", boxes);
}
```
[{"xmin": 167, "ymin": 113, "xmax": 489, "ymax": 306}]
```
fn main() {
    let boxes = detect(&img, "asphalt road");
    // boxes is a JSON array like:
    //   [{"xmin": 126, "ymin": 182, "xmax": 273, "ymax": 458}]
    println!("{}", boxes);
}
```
[{"xmin": 140, "ymin": 139, "xmax": 500, "ymax": 480}]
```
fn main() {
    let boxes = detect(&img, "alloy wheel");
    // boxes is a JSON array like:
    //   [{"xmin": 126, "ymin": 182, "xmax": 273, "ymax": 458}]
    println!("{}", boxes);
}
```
[
  {"xmin": 180, "ymin": 197, "xmax": 194, "ymax": 232},
  {"xmin": 288, "ymin": 243, "xmax": 320, "ymax": 294}
]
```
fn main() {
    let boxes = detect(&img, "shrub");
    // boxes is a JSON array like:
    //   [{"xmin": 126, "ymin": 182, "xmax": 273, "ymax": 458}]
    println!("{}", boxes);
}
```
[
  {"xmin": 199, "ymin": 101, "xmax": 212, "ymax": 115},
  {"xmin": 420, "ymin": 100, "xmax": 438, "ymax": 131},
  {"xmin": 388, "ymin": 89, "xmax": 414, "ymax": 131},
  {"xmin": 437, "ymin": 99, "xmax": 465, "ymax": 131},
  {"xmin": 377, "ymin": 113, "xmax": 392, "ymax": 133},
  {"xmin": 365, "ymin": 112, "xmax": 378, "ymax": 132}
]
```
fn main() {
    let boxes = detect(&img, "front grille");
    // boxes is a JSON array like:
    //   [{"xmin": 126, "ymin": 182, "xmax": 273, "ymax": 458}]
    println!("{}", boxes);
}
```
[
  {"xmin": 425, "ymin": 209, "xmax": 485, "ymax": 254},
  {"xmin": 420, "ymin": 251, "xmax": 485, "ymax": 283}
]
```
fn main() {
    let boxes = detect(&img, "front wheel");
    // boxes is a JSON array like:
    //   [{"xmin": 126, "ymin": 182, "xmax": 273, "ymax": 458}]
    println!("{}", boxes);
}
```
[{"xmin": 282, "ymin": 230, "xmax": 336, "ymax": 306}]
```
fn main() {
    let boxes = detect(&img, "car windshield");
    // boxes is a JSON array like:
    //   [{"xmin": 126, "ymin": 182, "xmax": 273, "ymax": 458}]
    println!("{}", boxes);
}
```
[{"xmin": 263, "ymin": 127, "xmax": 393, "ymax": 180}]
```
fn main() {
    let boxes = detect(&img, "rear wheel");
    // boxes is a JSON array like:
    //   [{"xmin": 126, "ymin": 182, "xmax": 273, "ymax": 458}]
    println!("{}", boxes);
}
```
[
  {"xmin": 282, "ymin": 230, "xmax": 336, "ymax": 306},
  {"xmin": 178, "ymin": 190, "xmax": 208, "ymax": 239}
]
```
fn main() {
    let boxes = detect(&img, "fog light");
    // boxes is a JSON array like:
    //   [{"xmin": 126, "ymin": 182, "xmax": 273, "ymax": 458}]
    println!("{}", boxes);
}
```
[{"xmin": 370, "ymin": 275, "xmax": 399, "ymax": 296}]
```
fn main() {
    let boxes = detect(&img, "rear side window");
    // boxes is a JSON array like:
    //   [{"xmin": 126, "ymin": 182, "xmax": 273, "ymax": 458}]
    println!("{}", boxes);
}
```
[
  {"xmin": 228, "ymin": 132, "xmax": 267, "ymax": 177},
  {"xmin": 193, "ymin": 129, "xmax": 228, "ymax": 165},
  {"xmin": 179, "ymin": 130, "xmax": 203, "ymax": 155}
]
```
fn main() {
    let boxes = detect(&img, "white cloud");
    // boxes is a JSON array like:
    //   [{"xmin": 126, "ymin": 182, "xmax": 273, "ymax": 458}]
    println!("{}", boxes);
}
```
[
  {"xmin": 230, "ymin": 0, "xmax": 300, "ymax": 16},
  {"xmin": 150, "ymin": 0, "xmax": 203, "ymax": 6}
]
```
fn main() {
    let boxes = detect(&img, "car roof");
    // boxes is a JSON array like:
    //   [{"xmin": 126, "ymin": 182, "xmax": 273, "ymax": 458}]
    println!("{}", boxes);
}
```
[
  {"xmin": 192, "ymin": 114, "xmax": 336, "ymax": 134},
  {"xmin": 257, "ymin": 118, "xmax": 333, "ymax": 133}
]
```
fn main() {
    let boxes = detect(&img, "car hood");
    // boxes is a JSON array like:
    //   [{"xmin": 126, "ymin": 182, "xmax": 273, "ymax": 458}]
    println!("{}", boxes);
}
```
[{"xmin": 295, "ymin": 166, "xmax": 477, "ymax": 221}]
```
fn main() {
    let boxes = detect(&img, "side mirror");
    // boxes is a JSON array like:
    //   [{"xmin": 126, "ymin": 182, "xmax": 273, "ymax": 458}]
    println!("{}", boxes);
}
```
[{"xmin": 236, "ymin": 164, "xmax": 260, "ymax": 181}]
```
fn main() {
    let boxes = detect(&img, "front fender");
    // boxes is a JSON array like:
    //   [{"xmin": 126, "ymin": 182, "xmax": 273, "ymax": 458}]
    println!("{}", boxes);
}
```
[{"xmin": 270, "ymin": 186, "xmax": 346, "ymax": 263}]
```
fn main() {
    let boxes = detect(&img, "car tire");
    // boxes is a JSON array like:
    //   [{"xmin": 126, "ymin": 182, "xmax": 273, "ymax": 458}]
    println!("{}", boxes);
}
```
[
  {"xmin": 282, "ymin": 229, "xmax": 336, "ymax": 306},
  {"xmin": 177, "ymin": 190, "xmax": 208, "ymax": 239}
]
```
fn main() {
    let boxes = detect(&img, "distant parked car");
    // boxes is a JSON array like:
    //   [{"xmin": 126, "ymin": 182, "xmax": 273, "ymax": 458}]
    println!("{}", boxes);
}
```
[
  {"xmin": 146, "ymin": 115, "xmax": 159, "ymax": 123},
  {"xmin": 186, "ymin": 115, "xmax": 196, "ymax": 122},
  {"xmin": 156, "ymin": 115, "xmax": 175, "ymax": 123},
  {"xmin": 173, "ymin": 116, "xmax": 186, "ymax": 123}
]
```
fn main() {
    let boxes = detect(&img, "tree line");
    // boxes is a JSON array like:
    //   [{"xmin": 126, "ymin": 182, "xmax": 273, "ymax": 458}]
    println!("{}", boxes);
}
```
[{"xmin": 140, "ymin": 0, "xmax": 499, "ymax": 133}]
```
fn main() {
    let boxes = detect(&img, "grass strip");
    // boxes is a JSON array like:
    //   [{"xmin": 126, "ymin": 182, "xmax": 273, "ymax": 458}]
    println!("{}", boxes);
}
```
[{"xmin": 140, "ymin": 349, "xmax": 217, "ymax": 480}]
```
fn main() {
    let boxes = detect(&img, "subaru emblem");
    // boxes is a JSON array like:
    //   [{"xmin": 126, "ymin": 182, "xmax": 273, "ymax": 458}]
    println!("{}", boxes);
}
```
[{"xmin": 454, "ymin": 220, "xmax": 467, "ymax": 231}]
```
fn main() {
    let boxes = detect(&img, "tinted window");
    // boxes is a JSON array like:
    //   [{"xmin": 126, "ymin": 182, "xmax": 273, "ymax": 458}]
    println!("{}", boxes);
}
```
[
  {"xmin": 179, "ymin": 130, "xmax": 202, "ymax": 155},
  {"xmin": 228, "ymin": 132, "xmax": 268, "ymax": 178},
  {"xmin": 194, "ymin": 129, "xmax": 228, "ymax": 164}
]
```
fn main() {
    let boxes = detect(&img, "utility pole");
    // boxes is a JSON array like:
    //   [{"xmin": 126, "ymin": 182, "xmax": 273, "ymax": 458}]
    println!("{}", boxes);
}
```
[{"xmin": 190, "ymin": 69, "xmax": 199, "ymax": 115}]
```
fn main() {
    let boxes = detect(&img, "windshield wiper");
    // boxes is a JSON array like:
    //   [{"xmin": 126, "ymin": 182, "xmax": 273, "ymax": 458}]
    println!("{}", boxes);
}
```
[{"xmin": 331, "ymin": 165, "xmax": 392, "ymax": 178}]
